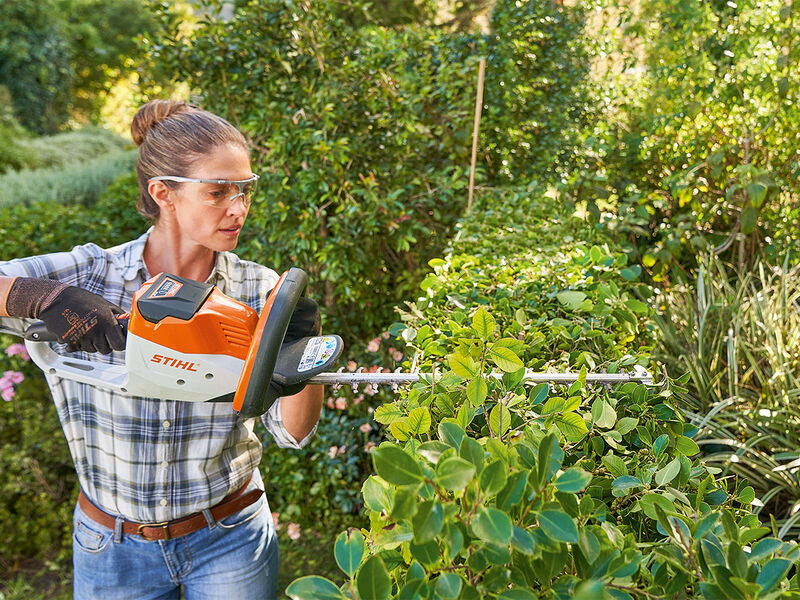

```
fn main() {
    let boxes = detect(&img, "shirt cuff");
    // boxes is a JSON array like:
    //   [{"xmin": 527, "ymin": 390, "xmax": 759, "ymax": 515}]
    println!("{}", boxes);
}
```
[{"xmin": 260, "ymin": 397, "xmax": 318, "ymax": 449}]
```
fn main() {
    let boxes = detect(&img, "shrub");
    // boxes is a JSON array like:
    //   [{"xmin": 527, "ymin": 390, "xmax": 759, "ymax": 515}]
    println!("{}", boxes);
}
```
[
  {"xmin": 149, "ymin": 0, "xmax": 593, "ymax": 339},
  {"xmin": 0, "ymin": 86, "xmax": 37, "ymax": 174},
  {"xmin": 286, "ymin": 189, "xmax": 800, "ymax": 598},
  {"xmin": 577, "ymin": 0, "xmax": 800, "ymax": 277},
  {"xmin": 0, "ymin": 149, "xmax": 137, "ymax": 208},
  {"xmin": 17, "ymin": 127, "xmax": 130, "ymax": 171},
  {"xmin": 655, "ymin": 253, "xmax": 800, "ymax": 533}
]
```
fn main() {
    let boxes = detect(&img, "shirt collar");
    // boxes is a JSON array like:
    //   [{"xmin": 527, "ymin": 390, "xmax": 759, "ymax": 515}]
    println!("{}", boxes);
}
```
[{"xmin": 116, "ymin": 227, "xmax": 234, "ymax": 290}]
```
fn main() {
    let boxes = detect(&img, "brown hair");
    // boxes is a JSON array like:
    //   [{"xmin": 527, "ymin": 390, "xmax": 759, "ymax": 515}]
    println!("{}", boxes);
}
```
[{"xmin": 131, "ymin": 99, "xmax": 249, "ymax": 221}]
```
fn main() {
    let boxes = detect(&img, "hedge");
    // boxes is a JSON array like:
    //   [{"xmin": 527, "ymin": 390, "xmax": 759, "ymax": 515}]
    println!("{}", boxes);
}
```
[
  {"xmin": 0, "ymin": 149, "xmax": 137, "ymax": 208},
  {"xmin": 286, "ymin": 189, "xmax": 800, "ymax": 599}
]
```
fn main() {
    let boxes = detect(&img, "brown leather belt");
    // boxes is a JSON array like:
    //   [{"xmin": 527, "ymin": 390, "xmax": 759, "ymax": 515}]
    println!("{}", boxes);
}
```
[{"xmin": 77, "ymin": 477, "xmax": 264, "ymax": 541}]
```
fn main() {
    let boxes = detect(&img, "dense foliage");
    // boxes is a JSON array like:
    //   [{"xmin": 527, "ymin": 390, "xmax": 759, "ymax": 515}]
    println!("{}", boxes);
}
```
[
  {"xmin": 0, "ymin": 0, "xmax": 156, "ymax": 133},
  {"xmin": 286, "ymin": 190, "xmax": 800, "ymax": 599},
  {"xmin": 148, "ymin": 0, "xmax": 591, "ymax": 338},
  {"xmin": 577, "ymin": 0, "xmax": 800, "ymax": 278}
]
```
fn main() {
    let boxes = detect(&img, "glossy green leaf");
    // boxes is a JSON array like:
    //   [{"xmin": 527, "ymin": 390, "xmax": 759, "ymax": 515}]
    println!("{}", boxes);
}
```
[
  {"xmin": 479, "ymin": 460, "xmax": 508, "ymax": 496},
  {"xmin": 286, "ymin": 576, "xmax": 346, "ymax": 600},
  {"xmin": 472, "ymin": 507, "xmax": 513, "ymax": 546},
  {"xmin": 412, "ymin": 500, "xmax": 444, "ymax": 543},
  {"xmin": 356, "ymin": 556, "xmax": 391, "ymax": 600},
  {"xmin": 538, "ymin": 509, "xmax": 579, "ymax": 543},
  {"xmin": 554, "ymin": 467, "xmax": 592, "ymax": 493},
  {"xmin": 466, "ymin": 377, "xmax": 488, "ymax": 405},
  {"xmin": 373, "ymin": 445, "xmax": 423, "ymax": 486},
  {"xmin": 334, "ymin": 529, "xmax": 365, "ymax": 578},
  {"xmin": 434, "ymin": 573, "xmax": 463, "ymax": 599},
  {"xmin": 472, "ymin": 307, "xmax": 495, "ymax": 339},
  {"xmin": 436, "ymin": 457, "xmax": 476, "ymax": 491},
  {"xmin": 489, "ymin": 346, "xmax": 525, "ymax": 372}
]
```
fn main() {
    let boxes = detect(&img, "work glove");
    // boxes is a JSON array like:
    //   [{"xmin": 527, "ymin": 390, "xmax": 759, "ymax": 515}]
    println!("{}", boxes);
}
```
[
  {"xmin": 284, "ymin": 296, "xmax": 321, "ymax": 343},
  {"xmin": 274, "ymin": 296, "xmax": 322, "ymax": 398},
  {"xmin": 6, "ymin": 278, "xmax": 126, "ymax": 354}
]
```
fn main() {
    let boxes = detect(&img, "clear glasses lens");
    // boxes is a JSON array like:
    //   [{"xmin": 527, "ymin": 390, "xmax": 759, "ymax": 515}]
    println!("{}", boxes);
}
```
[{"xmin": 203, "ymin": 177, "xmax": 258, "ymax": 208}]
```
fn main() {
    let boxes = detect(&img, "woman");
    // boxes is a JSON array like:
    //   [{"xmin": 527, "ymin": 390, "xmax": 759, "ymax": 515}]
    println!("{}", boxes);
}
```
[{"xmin": 0, "ymin": 99, "xmax": 323, "ymax": 599}]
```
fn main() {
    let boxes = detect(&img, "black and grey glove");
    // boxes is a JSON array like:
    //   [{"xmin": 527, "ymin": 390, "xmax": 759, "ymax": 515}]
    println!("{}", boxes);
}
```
[
  {"xmin": 6, "ymin": 278, "xmax": 126, "ymax": 354},
  {"xmin": 284, "ymin": 296, "xmax": 321, "ymax": 343}
]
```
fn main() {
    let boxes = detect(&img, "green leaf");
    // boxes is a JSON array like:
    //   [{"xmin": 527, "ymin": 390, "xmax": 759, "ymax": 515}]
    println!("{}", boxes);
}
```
[
  {"xmin": 479, "ymin": 460, "xmax": 508, "ymax": 497},
  {"xmin": 472, "ymin": 307, "xmax": 495, "ymax": 339},
  {"xmin": 374, "ymin": 403, "xmax": 405, "ymax": 425},
  {"xmin": 436, "ymin": 457, "xmax": 476, "ymax": 491},
  {"xmin": 530, "ymin": 383, "xmax": 549, "ymax": 405},
  {"xmin": 538, "ymin": 509, "xmax": 579, "ymax": 543},
  {"xmin": 489, "ymin": 346, "xmax": 525, "ymax": 372},
  {"xmin": 362, "ymin": 476, "xmax": 392, "ymax": 512},
  {"xmin": 675, "ymin": 436, "xmax": 700, "ymax": 456},
  {"xmin": 556, "ymin": 291, "xmax": 587, "ymax": 310},
  {"xmin": 472, "ymin": 507, "xmax": 513, "ymax": 546},
  {"xmin": 554, "ymin": 412, "xmax": 589, "ymax": 439},
  {"xmin": 602, "ymin": 454, "xmax": 628, "ymax": 478},
  {"xmin": 653, "ymin": 434, "xmax": 669, "ymax": 458},
  {"xmin": 334, "ymin": 530, "xmax": 365, "ymax": 578},
  {"xmin": 639, "ymin": 494, "xmax": 677, "ymax": 521},
  {"xmin": 435, "ymin": 573, "xmax": 463, "ymax": 599},
  {"xmin": 655, "ymin": 457, "xmax": 681, "ymax": 486},
  {"xmin": 591, "ymin": 399, "xmax": 617, "ymax": 429},
  {"xmin": 466, "ymin": 377, "xmax": 488, "ymax": 406},
  {"xmin": 448, "ymin": 352, "xmax": 477, "ymax": 378},
  {"xmin": 373, "ymin": 445, "xmax": 423, "ymax": 486},
  {"xmin": 489, "ymin": 403, "xmax": 512, "ymax": 436},
  {"xmin": 286, "ymin": 576, "xmax": 346, "ymax": 600},
  {"xmin": 417, "ymin": 441, "xmax": 451, "ymax": 465},
  {"xmin": 554, "ymin": 468, "xmax": 592, "ymax": 493},
  {"xmin": 356, "ymin": 556, "xmax": 391, "ymax": 600},
  {"xmin": 407, "ymin": 406, "xmax": 431, "ymax": 436},
  {"xmin": 390, "ymin": 487, "xmax": 419, "ymax": 521},
  {"xmin": 511, "ymin": 526, "xmax": 535, "ymax": 555},
  {"xmin": 741, "ymin": 205, "xmax": 758, "ymax": 234},
  {"xmin": 747, "ymin": 182, "xmax": 767, "ymax": 207},
  {"xmin": 439, "ymin": 422, "xmax": 466, "ymax": 448},
  {"xmin": 612, "ymin": 475, "xmax": 643, "ymax": 497},
  {"xmin": 412, "ymin": 500, "xmax": 444, "ymax": 544},
  {"xmin": 497, "ymin": 589, "xmax": 538, "ymax": 600}
]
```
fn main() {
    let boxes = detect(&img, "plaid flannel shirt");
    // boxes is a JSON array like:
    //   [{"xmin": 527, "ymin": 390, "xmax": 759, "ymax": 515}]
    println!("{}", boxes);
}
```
[{"xmin": 0, "ymin": 229, "xmax": 316, "ymax": 522}]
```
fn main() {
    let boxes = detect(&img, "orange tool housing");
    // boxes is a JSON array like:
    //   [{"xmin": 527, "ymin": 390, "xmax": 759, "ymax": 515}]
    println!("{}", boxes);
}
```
[{"xmin": 127, "ymin": 276, "xmax": 258, "ymax": 360}]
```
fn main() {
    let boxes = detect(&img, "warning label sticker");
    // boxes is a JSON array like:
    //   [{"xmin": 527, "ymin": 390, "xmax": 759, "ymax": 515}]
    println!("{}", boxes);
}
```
[
  {"xmin": 298, "ymin": 336, "xmax": 337, "ymax": 372},
  {"xmin": 151, "ymin": 277, "xmax": 183, "ymax": 299}
]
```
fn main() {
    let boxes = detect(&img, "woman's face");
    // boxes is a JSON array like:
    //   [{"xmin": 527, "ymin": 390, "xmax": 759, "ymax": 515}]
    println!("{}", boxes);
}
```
[{"xmin": 169, "ymin": 143, "xmax": 254, "ymax": 252}]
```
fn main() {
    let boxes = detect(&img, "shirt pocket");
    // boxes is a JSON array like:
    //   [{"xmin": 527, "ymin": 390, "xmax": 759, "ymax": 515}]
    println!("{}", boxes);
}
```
[{"xmin": 73, "ymin": 516, "xmax": 113, "ymax": 554}]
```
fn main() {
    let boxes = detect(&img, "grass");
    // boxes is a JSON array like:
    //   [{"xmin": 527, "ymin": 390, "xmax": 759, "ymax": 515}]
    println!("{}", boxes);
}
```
[{"xmin": 655, "ymin": 253, "xmax": 800, "ymax": 532}]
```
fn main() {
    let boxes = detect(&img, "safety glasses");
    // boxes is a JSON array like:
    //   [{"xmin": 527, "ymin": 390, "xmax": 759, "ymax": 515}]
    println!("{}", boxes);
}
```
[{"xmin": 148, "ymin": 174, "xmax": 260, "ymax": 208}]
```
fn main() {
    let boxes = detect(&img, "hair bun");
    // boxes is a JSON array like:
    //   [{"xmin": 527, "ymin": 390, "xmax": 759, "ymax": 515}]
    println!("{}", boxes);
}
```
[{"xmin": 130, "ymin": 100, "xmax": 193, "ymax": 146}]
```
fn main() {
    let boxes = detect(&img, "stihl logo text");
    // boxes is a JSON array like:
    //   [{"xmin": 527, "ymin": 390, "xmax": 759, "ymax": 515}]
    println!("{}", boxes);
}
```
[{"xmin": 151, "ymin": 355, "xmax": 198, "ymax": 371}]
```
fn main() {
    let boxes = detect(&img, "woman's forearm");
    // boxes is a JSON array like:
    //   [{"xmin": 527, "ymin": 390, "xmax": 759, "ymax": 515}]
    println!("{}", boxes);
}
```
[{"xmin": 280, "ymin": 384, "xmax": 324, "ymax": 443}]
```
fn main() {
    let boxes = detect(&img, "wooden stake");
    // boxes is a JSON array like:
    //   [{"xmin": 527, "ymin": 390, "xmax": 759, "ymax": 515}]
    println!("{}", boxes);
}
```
[{"xmin": 467, "ymin": 58, "xmax": 486, "ymax": 215}]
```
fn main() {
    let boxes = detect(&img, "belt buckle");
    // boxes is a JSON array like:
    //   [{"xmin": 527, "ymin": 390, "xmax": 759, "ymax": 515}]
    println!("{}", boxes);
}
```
[{"xmin": 137, "ymin": 521, "xmax": 171, "ymax": 541}]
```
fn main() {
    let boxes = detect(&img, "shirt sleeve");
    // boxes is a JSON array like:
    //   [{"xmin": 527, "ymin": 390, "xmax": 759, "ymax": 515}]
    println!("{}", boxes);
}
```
[{"xmin": 260, "ymin": 397, "xmax": 318, "ymax": 449}]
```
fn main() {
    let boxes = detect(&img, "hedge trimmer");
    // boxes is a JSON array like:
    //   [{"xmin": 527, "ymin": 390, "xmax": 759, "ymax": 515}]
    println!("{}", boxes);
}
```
[{"xmin": 8, "ymin": 268, "xmax": 654, "ymax": 418}]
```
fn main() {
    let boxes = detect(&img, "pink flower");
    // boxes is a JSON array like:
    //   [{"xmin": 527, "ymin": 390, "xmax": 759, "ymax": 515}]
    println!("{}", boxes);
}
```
[
  {"xmin": 364, "ymin": 385, "xmax": 378, "ymax": 397},
  {"xmin": 328, "ymin": 446, "xmax": 339, "ymax": 459},
  {"xmin": 347, "ymin": 361, "xmax": 357, "ymax": 372},
  {"xmin": 367, "ymin": 338, "xmax": 381, "ymax": 353},
  {"xmin": 364, "ymin": 442, "xmax": 376, "ymax": 453},
  {"xmin": 381, "ymin": 332, "xmax": 390, "ymax": 339},
  {"xmin": 367, "ymin": 406, "xmax": 374, "ymax": 414},
  {"xmin": 338, "ymin": 445, "xmax": 346, "ymax": 455},
  {"xmin": 7, "ymin": 371, "xmax": 23, "ymax": 384},
  {"xmin": 272, "ymin": 512, "xmax": 282, "ymax": 531},
  {"xmin": 287, "ymin": 522, "xmax": 301, "ymax": 540},
  {"xmin": 0, "ymin": 377, "xmax": 12, "ymax": 391},
  {"xmin": 391, "ymin": 349, "xmax": 404, "ymax": 362},
  {"xmin": 359, "ymin": 423, "xmax": 373, "ymax": 433},
  {"xmin": 335, "ymin": 398, "xmax": 347, "ymax": 411},
  {"xmin": 5, "ymin": 344, "xmax": 29, "ymax": 361},
  {"xmin": 2, "ymin": 388, "xmax": 15, "ymax": 401},
  {"xmin": 353, "ymin": 394, "xmax": 364, "ymax": 405},
  {"xmin": 326, "ymin": 397, "xmax": 335, "ymax": 409}
]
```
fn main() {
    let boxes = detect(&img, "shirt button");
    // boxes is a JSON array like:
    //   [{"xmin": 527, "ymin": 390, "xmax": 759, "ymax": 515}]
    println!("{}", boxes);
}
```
[
  {"xmin": 161, "ymin": 461, "xmax": 169, "ymax": 468},
  {"xmin": 163, "ymin": 421, "xmax": 171, "ymax": 429},
  {"xmin": 160, "ymin": 499, "xmax": 168, "ymax": 507}
]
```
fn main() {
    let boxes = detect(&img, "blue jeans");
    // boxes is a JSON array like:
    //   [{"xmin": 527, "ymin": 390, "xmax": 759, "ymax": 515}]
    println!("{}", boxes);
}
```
[{"xmin": 72, "ymin": 477, "xmax": 279, "ymax": 600}]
